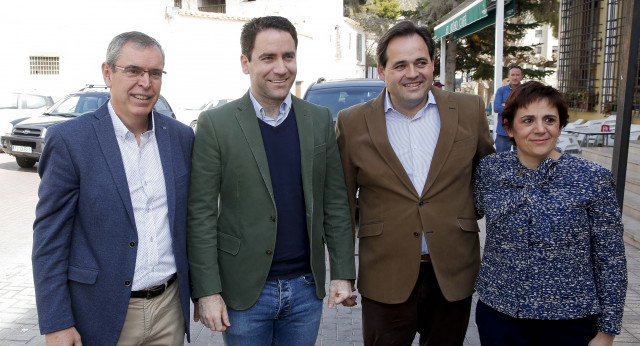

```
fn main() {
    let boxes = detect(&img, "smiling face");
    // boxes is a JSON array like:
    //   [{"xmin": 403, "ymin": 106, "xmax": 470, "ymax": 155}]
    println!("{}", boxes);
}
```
[
  {"xmin": 378, "ymin": 33, "xmax": 434, "ymax": 118},
  {"xmin": 102, "ymin": 42, "xmax": 163, "ymax": 123},
  {"xmin": 241, "ymin": 29, "xmax": 297, "ymax": 110},
  {"xmin": 506, "ymin": 98, "xmax": 562, "ymax": 169}
]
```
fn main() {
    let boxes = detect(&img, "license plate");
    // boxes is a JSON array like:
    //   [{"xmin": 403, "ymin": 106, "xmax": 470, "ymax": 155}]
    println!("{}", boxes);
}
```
[{"xmin": 12, "ymin": 145, "xmax": 32, "ymax": 153}]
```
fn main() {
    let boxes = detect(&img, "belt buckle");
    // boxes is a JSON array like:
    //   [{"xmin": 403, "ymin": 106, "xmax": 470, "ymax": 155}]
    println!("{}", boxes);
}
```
[{"xmin": 145, "ymin": 282, "xmax": 166, "ymax": 300}]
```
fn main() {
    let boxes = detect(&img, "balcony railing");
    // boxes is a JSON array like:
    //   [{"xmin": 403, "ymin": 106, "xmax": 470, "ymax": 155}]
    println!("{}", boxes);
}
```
[{"xmin": 199, "ymin": 4, "xmax": 225, "ymax": 13}]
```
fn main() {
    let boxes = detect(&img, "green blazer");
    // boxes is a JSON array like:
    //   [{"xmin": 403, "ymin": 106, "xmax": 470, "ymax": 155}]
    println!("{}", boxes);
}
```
[{"xmin": 187, "ymin": 91, "xmax": 356, "ymax": 310}]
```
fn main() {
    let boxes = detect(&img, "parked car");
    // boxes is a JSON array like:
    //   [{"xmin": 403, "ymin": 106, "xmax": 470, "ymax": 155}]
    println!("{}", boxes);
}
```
[
  {"xmin": 0, "ymin": 92, "xmax": 54, "ymax": 135},
  {"xmin": 303, "ymin": 78, "xmax": 385, "ymax": 123},
  {"xmin": 0, "ymin": 86, "xmax": 176, "ymax": 168},
  {"xmin": 178, "ymin": 98, "xmax": 233, "ymax": 132}
]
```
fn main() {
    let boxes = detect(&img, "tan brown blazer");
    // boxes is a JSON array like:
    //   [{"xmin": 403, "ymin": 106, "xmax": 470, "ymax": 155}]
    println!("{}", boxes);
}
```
[{"xmin": 336, "ymin": 87, "xmax": 495, "ymax": 304}]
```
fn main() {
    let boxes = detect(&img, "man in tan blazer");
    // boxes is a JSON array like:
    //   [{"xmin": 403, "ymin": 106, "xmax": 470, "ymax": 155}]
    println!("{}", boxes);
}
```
[{"xmin": 336, "ymin": 21, "xmax": 495, "ymax": 345}]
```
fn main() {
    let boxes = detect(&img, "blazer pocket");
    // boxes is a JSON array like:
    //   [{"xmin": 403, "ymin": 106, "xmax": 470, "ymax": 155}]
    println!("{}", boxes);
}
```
[
  {"xmin": 313, "ymin": 143, "xmax": 326, "ymax": 156},
  {"xmin": 357, "ymin": 222, "xmax": 383, "ymax": 238},
  {"xmin": 217, "ymin": 232, "xmax": 241, "ymax": 255},
  {"xmin": 68, "ymin": 266, "xmax": 98, "ymax": 285},
  {"xmin": 457, "ymin": 218, "xmax": 480, "ymax": 233}
]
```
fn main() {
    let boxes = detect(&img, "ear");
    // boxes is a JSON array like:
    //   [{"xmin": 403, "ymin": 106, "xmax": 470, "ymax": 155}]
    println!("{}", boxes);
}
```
[
  {"xmin": 102, "ymin": 63, "xmax": 113, "ymax": 88},
  {"xmin": 377, "ymin": 64, "xmax": 385, "ymax": 81},
  {"xmin": 240, "ymin": 54, "xmax": 250, "ymax": 75},
  {"xmin": 503, "ymin": 118, "xmax": 514, "ymax": 138}
]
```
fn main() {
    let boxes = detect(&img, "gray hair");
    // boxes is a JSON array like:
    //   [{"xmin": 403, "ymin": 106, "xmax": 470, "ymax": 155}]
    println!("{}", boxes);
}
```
[{"xmin": 105, "ymin": 31, "xmax": 165, "ymax": 71}]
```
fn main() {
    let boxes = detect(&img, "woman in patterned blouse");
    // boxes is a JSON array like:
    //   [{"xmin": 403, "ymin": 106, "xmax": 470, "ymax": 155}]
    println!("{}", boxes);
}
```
[{"xmin": 473, "ymin": 81, "xmax": 627, "ymax": 346}]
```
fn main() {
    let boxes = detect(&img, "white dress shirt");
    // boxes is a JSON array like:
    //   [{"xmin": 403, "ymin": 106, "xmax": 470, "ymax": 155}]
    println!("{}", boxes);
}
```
[
  {"xmin": 108, "ymin": 101, "xmax": 176, "ymax": 290},
  {"xmin": 384, "ymin": 90, "xmax": 441, "ymax": 254},
  {"xmin": 249, "ymin": 91, "xmax": 292, "ymax": 127}
]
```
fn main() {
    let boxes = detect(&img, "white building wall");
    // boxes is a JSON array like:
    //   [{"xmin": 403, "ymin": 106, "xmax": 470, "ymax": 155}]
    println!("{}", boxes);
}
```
[
  {"xmin": 0, "ymin": 0, "xmax": 366, "ymax": 109},
  {"xmin": 520, "ymin": 23, "xmax": 558, "ymax": 88}
]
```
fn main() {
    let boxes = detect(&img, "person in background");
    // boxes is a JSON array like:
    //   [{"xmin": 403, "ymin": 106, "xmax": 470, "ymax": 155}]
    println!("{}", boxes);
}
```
[
  {"xmin": 187, "ymin": 16, "xmax": 356, "ymax": 346},
  {"xmin": 474, "ymin": 81, "xmax": 627, "ymax": 346},
  {"xmin": 493, "ymin": 65, "xmax": 523, "ymax": 152},
  {"xmin": 336, "ymin": 20, "xmax": 495, "ymax": 345},
  {"xmin": 32, "ymin": 31, "xmax": 193, "ymax": 345}
]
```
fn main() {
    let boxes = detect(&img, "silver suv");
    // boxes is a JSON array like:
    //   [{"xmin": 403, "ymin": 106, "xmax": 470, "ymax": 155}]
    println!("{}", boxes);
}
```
[{"xmin": 0, "ymin": 86, "xmax": 175, "ymax": 168}]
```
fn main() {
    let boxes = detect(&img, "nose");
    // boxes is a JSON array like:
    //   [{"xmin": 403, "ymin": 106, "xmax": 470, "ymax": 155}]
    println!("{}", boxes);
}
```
[
  {"xmin": 137, "ymin": 71, "xmax": 152, "ymax": 88},
  {"xmin": 406, "ymin": 64, "xmax": 419, "ymax": 78},
  {"xmin": 533, "ymin": 119, "xmax": 546, "ymax": 132},
  {"xmin": 273, "ymin": 58, "xmax": 287, "ymax": 74}
]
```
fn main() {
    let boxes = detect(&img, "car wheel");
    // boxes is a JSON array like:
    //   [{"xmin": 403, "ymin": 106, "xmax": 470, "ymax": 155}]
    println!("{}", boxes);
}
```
[
  {"xmin": 16, "ymin": 157, "xmax": 37, "ymax": 168},
  {"xmin": 190, "ymin": 120, "xmax": 197, "ymax": 132}
]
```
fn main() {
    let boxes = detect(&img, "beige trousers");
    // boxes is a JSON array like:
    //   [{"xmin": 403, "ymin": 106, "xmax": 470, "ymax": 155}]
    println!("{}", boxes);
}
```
[{"xmin": 116, "ymin": 280, "xmax": 185, "ymax": 346}]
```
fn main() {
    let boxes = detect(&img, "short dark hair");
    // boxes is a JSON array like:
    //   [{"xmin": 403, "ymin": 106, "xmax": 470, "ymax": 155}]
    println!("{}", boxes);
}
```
[
  {"xmin": 502, "ymin": 81, "xmax": 569, "ymax": 144},
  {"xmin": 106, "ymin": 31, "xmax": 164, "ymax": 72},
  {"xmin": 240, "ymin": 16, "xmax": 298, "ymax": 61},
  {"xmin": 508, "ymin": 65, "xmax": 523, "ymax": 73},
  {"xmin": 376, "ymin": 21, "xmax": 435, "ymax": 68}
]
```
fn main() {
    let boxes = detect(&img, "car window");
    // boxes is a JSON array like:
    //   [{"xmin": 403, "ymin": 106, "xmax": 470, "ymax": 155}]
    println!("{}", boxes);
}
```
[
  {"xmin": 0, "ymin": 93, "xmax": 19, "ymax": 109},
  {"xmin": 23, "ymin": 94, "xmax": 48, "ymax": 109},
  {"xmin": 305, "ymin": 86, "xmax": 383, "ymax": 121},
  {"xmin": 154, "ymin": 96, "xmax": 171, "ymax": 113},
  {"xmin": 50, "ymin": 94, "xmax": 109, "ymax": 116}
]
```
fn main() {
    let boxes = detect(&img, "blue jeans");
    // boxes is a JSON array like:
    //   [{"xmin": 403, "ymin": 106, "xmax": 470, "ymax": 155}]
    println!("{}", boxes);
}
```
[
  {"xmin": 495, "ymin": 134, "xmax": 513, "ymax": 152},
  {"xmin": 222, "ymin": 272, "xmax": 323, "ymax": 346}
]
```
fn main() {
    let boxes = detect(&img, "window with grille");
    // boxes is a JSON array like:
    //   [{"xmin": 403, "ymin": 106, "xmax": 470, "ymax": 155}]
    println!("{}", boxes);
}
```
[
  {"xmin": 535, "ymin": 30, "xmax": 543, "ymax": 38},
  {"xmin": 601, "ymin": 0, "xmax": 625, "ymax": 114},
  {"xmin": 558, "ymin": 0, "xmax": 601, "ymax": 112},
  {"xmin": 357, "ymin": 33, "xmax": 363, "ymax": 62},
  {"xmin": 30, "ymin": 56, "xmax": 59, "ymax": 75},
  {"xmin": 199, "ymin": 0, "xmax": 225, "ymax": 13},
  {"xmin": 174, "ymin": 0, "xmax": 182, "ymax": 8},
  {"xmin": 536, "ymin": 46, "xmax": 542, "ymax": 54}
]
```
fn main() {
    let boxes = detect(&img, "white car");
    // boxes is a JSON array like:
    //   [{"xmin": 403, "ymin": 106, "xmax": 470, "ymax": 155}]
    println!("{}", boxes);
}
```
[
  {"xmin": 178, "ymin": 98, "xmax": 232, "ymax": 132},
  {"xmin": 0, "ymin": 92, "xmax": 54, "ymax": 135}
]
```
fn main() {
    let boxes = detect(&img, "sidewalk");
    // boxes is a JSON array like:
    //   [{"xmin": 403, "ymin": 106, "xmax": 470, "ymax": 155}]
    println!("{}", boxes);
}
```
[{"xmin": 1, "ymin": 225, "xmax": 639, "ymax": 345}]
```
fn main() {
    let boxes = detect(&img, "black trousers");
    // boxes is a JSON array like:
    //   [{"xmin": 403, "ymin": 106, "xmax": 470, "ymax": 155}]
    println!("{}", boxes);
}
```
[
  {"xmin": 362, "ymin": 261, "xmax": 472, "ymax": 346},
  {"xmin": 476, "ymin": 300, "xmax": 598, "ymax": 346}
]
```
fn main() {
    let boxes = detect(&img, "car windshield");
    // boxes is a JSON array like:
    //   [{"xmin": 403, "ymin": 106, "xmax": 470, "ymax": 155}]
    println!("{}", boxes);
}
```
[
  {"xmin": 305, "ymin": 86, "xmax": 383, "ymax": 121},
  {"xmin": 47, "ymin": 94, "xmax": 109, "ymax": 117}
]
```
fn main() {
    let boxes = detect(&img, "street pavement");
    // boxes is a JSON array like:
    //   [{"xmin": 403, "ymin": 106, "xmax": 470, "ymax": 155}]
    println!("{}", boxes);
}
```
[{"xmin": 0, "ymin": 152, "xmax": 639, "ymax": 345}]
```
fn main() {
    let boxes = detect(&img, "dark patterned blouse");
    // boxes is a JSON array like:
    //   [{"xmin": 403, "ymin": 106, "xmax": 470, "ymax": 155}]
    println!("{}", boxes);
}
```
[{"xmin": 473, "ymin": 151, "xmax": 627, "ymax": 335}]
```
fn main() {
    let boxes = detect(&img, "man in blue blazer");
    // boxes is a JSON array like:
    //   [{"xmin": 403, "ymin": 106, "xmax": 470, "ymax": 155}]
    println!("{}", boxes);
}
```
[{"xmin": 32, "ymin": 32, "xmax": 193, "ymax": 345}]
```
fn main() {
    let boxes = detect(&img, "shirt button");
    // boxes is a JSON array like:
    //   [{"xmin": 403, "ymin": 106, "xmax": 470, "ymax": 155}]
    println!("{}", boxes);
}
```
[
  {"xmin": 413, "ymin": 232, "xmax": 420, "ymax": 238},
  {"xmin": 129, "ymin": 241, "xmax": 136, "ymax": 248},
  {"xmin": 270, "ymin": 216, "xmax": 276, "ymax": 222},
  {"xmin": 124, "ymin": 280, "xmax": 131, "ymax": 286},
  {"xmin": 266, "ymin": 249, "xmax": 273, "ymax": 255}
]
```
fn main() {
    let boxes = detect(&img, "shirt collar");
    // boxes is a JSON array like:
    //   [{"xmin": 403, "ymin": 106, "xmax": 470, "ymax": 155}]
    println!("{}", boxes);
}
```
[
  {"xmin": 249, "ymin": 90, "xmax": 292, "ymax": 121},
  {"xmin": 108, "ymin": 100, "xmax": 155, "ymax": 140},
  {"xmin": 384, "ymin": 88, "xmax": 437, "ymax": 116}
]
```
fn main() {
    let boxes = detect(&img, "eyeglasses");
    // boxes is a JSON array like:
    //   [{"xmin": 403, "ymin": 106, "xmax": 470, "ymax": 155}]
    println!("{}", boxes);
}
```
[{"xmin": 113, "ymin": 65, "xmax": 166, "ymax": 81}]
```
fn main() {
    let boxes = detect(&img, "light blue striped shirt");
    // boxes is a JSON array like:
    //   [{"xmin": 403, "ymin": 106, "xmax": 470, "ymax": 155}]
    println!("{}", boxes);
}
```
[
  {"xmin": 249, "ymin": 91, "xmax": 292, "ymax": 127},
  {"xmin": 384, "ymin": 89, "xmax": 440, "ymax": 254}
]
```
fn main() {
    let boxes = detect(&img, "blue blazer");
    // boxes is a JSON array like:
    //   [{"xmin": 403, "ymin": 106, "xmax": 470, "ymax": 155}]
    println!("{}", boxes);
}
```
[{"xmin": 32, "ymin": 103, "xmax": 194, "ymax": 345}]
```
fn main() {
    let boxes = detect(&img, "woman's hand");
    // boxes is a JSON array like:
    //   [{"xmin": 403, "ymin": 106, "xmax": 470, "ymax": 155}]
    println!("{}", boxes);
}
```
[{"xmin": 588, "ymin": 331, "xmax": 614, "ymax": 346}]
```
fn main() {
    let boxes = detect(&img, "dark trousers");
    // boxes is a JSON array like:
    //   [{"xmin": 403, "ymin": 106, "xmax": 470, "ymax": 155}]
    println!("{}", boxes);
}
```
[
  {"xmin": 361, "ymin": 261, "xmax": 472, "ymax": 346},
  {"xmin": 476, "ymin": 300, "xmax": 598, "ymax": 346}
]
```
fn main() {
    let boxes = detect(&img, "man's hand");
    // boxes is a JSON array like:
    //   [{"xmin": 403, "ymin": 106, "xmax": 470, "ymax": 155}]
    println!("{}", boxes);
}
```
[
  {"xmin": 45, "ymin": 326, "xmax": 82, "ymax": 345},
  {"xmin": 588, "ymin": 331, "xmax": 615, "ymax": 346},
  {"xmin": 328, "ymin": 279, "xmax": 357, "ymax": 308},
  {"xmin": 197, "ymin": 293, "xmax": 231, "ymax": 332}
]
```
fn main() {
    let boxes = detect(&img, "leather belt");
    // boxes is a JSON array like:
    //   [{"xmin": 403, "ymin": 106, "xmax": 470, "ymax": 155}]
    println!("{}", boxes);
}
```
[
  {"xmin": 420, "ymin": 254, "xmax": 431, "ymax": 262},
  {"xmin": 130, "ymin": 273, "xmax": 177, "ymax": 299}
]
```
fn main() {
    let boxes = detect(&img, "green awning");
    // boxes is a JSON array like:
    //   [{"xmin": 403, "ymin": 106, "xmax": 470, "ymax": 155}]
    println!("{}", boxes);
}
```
[{"xmin": 434, "ymin": 0, "xmax": 488, "ymax": 40}]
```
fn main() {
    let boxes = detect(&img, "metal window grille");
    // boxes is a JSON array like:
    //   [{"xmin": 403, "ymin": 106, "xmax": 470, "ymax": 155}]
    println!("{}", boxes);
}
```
[
  {"xmin": 558, "ymin": 0, "xmax": 601, "ymax": 112},
  {"xmin": 601, "ymin": 0, "xmax": 624, "ymax": 114},
  {"xmin": 174, "ymin": 0, "xmax": 182, "ymax": 8},
  {"xmin": 357, "ymin": 34, "xmax": 363, "ymax": 62},
  {"xmin": 199, "ymin": 0, "xmax": 225, "ymax": 13},
  {"xmin": 29, "ymin": 56, "xmax": 59, "ymax": 75}
]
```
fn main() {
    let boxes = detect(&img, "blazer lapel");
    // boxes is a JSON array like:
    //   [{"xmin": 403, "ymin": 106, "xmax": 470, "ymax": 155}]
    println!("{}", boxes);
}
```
[
  {"xmin": 366, "ymin": 91, "xmax": 418, "ymax": 197},
  {"xmin": 154, "ymin": 115, "xmax": 176, "ymax": 233},
  {"xmin": 292, "ymin": 97, "xmax": 314, "ymax": 221},
  {"xmin": 421, "ymin": 88, "xmax": 457, "ymax": 197},
  {"xmin": 92, "ymin": 104, "xmax": 136, "ymax": 227},
  {"xmin": 234, "ymin": 92, "xmax": 274, "ymax": 200}
]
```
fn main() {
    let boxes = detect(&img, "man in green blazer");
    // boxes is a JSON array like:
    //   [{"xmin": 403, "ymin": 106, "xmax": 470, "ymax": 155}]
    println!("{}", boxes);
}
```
[{"xmin": 187, "ymin": 16, "xmax": 356, "ymax": 345}]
